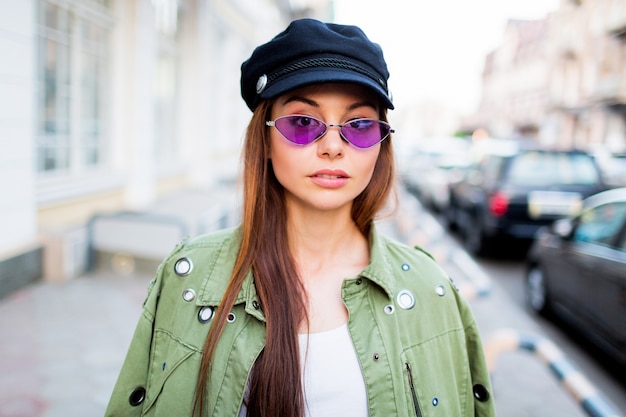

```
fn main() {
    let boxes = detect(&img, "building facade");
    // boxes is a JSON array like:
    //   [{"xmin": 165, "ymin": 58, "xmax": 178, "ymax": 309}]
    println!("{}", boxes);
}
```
[
  {"xmin": 470, "ymin": 0, "xmax": 626, "ymax": 153},
  {"xmin": 0, "ymin": 0, "xmax": 332, "ymax": 295}
]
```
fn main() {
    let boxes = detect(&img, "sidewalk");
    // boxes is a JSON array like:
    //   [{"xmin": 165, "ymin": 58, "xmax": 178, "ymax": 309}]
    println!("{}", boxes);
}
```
[{"xmin": 0, "ymin": 187, "xmax": 619, "ymax": 417}]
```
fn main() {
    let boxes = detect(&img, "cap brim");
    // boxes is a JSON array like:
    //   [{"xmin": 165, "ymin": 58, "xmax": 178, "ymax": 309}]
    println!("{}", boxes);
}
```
[{"xmin": 260, "ymin": 68, "xmax": 394, "ymax": 110}]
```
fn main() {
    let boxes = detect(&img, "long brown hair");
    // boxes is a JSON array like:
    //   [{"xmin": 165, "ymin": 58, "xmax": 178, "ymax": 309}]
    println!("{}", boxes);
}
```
[{"xmin": 193, "ymin": 98, "xmax": 396, "ymax": 416}]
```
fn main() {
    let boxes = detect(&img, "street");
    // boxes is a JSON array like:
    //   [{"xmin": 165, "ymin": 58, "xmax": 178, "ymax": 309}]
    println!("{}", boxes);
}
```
[
  {"xmin": 478, "ymin": 256, "xmax": 626, "ymax": 414},
  {"xmin": 399, "ymin": 188, "xmax": 626, "ymax": 414}
]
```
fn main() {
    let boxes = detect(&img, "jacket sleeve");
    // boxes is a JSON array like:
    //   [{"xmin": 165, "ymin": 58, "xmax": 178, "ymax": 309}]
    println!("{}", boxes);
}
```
[
  {"xmin": 455, "ymin": 289, "xmax": 497, "ymax": 417},
  {"xmin": 104, "ymin": 246, "xmax": 176, "ymax": 416}
]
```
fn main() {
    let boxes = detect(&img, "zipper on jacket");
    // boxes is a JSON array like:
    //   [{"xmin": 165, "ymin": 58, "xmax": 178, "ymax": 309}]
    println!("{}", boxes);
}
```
[{"xmin": 405, "ymin": 362, "xmax": 423, "ymax": 417}]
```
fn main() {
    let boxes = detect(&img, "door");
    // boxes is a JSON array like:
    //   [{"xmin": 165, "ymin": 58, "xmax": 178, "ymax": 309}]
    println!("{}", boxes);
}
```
[{"xmin": 569, "ymin": 201, "xmax": 626, "ymax": 352}]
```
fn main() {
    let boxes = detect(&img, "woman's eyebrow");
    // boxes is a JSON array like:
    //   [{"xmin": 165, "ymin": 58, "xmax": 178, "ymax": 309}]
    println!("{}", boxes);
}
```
[
  {"xmin": 281, "ymin": 95, "xmax": 318, "ymax": 107},
  {"xmin": 347, "ymin": 100, "xmax": 378, "ymax": 112},
  {"xmin": 281, "ymin": 96, "xmax": 378, "ymax": 113}
]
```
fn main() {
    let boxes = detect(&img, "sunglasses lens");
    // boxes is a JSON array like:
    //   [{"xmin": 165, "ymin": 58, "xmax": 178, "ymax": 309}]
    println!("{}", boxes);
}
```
[
  {"xmin": 342, "ymin": 119, "xmax": 391, "ymax": 148},
  {"xmin": 274, "ymin": 116, "xmax": 326, "ymax": 145}
]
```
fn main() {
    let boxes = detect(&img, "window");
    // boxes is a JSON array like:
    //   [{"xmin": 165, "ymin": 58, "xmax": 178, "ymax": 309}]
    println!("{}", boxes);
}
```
[
  {"xmin": 573, "ymin": 202, "xmax": 626, "ymax": 248},
  {"xmin": 507, "ymin": 152, "xmax": 600, "ymax": 186},
  {"xmin": 153, "ymin": 0, "xmax": 181, "ymax": 162},
  {"xmin": 36, "ymin": 0, "xmax": 112, "ymax": 175}
]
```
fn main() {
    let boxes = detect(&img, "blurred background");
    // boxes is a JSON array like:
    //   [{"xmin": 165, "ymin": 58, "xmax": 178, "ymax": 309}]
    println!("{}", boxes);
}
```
[
  {"xmin": 3, "ymin": 0, "xmax": 625, "ymax": 291},
  {"xmin": 1, "ymin": 1, "xmax": 626, "ymax": 416}
]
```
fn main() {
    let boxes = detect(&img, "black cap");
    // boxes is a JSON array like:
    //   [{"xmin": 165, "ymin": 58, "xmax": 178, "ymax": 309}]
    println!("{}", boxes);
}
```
[{"xmin": 240, "ymin": 18, "xmax": 393, "ymax": 111}]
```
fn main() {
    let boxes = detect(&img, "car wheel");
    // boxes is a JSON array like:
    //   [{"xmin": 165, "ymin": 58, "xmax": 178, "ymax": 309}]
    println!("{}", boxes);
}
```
[{"xmin": 526, "ymin": 265, "xmax": 551, "ymax": 316}]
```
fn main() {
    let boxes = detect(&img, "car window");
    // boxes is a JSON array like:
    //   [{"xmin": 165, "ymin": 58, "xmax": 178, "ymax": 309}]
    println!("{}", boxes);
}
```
[
  {"xmin": 506, "ymin": 152, "xmax": 599, "ymax": 186},
  {"xmin": 480, "ymin": 156, "xmax": 503, "ymax": 186},
  {"xmin": 573, "ymin": 201, "xmax": 626, "ymax": 248}
]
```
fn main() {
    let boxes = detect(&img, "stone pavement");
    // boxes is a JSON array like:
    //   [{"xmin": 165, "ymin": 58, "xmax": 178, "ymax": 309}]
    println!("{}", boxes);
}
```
[{"xmin": 0, "ymin": 187, "xmax": 622, "ymax": 417}]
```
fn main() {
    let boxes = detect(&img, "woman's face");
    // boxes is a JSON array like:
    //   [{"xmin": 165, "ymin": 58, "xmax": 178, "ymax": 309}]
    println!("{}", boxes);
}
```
[{"xmin": 269, "ymin": 83, "xmax": 382, "ymax": 217}]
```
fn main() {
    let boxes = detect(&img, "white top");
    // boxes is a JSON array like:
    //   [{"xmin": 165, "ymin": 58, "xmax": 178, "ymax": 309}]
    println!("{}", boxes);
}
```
[
  {"xmin": 239, "ymin": 324, "xmax": 368, "ymax": 417},
  {"xmin": 298, "ymin": 323, "xmax": 369, "ymax": 417}
]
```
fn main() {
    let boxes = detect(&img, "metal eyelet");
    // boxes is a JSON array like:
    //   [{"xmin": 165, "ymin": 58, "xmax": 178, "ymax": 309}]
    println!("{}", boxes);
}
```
[
  {"xmin": 396, "ymin": 289, "xmax": 415, "ymax": 310},
  {"xmin": 128, "ymin": 386, "xmax": 146, "ymax": 406},
  {"xmin": 227, "ymin": 312, "xmax": 236, "ymax": 323},
  {"xmin": 182, "ymin": 288, "xmax": 196, "ymax": 302},
  {"xmin": 174, "ymin": 257, "xmax": 193, "ymax": 277},
  {"xmin": 435, "ymin": 285, "xmax": 446, "ymax": 297},
  {"xmin": 384, "ymin": 304, "xmax": 395, "ymax": 315},
  {"xmin": 198, "ymin": 306, "xmax": 214, "ymax": 323}
]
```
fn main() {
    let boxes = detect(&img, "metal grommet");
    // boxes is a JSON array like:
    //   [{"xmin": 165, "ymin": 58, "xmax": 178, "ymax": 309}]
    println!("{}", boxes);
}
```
[
  {"xmin": 397, "ymin": 289, "xmax": 416, "ymax": 310},
  {"xmin": 182, "ymin": 288, "xmax": 196, "ymax": 302},
  {"xmin": 256, "ymin": 74, "xmax": 268, "ymax": 94},
  {"xmin": 401, "ymin": 263, "xmax": 410, "ymax": 271},
  {"xmin": 473, "ymin": 384, "xmax": 490, "ymax": 402},
  {"xmin": 432, "ymin": 397, "xmax": 439, "ymax": 406},
  {"xmin": 227, "ymin": 312, "xmax": 236, "ymax": 323},
  {"xmin": 174, "ymin": 257, "xmax": 193, "ymax": 277},
  {"xmin": 198, "ymin": 306, "xmax": 214, "ymax": 324},
  {"xmin": 128, "ymin": 386, "xmax": 146, "ymax": 406},
  {"xmin": 372, "ymin": 353, "xmax": 380, "ymax": 361},
  {"xmin": 383, "ymin": 304, "xmax": 394, "ymax": 315},
  {"xmin": 355, "ymin": 278, "xmax": 363, "ymax": 285},
  {"xmin": 435, "ymin": 285, "xmax": 446, "ymax": 297},
  {"xmin": 252, "ymin": 300, "xmax": 261, "ymax": 310}
]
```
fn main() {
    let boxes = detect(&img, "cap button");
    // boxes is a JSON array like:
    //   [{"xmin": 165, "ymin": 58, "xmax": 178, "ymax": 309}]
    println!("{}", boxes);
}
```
[{"xmin": 256, "ymin": 74, "xmax": 268, "ymax": 94}]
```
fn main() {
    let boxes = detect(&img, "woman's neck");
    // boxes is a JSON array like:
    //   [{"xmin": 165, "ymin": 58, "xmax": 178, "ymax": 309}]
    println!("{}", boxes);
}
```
[
  {"xmin": 287, "ymin": 210, "xmax": 370, "ymax": 333},
  {"xmin": 289, "ymin": 209, "xmax": 361, "ymax": 259}
]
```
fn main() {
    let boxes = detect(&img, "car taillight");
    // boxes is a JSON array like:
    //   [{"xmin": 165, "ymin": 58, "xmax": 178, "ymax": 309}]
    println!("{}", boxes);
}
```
[{"xmin": 489, "ymin": 192, "xmax": 509, "ymax": 216}]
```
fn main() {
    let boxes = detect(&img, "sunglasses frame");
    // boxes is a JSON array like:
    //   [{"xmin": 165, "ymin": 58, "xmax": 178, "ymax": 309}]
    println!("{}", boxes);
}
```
[{"xmin": 266, "ymin": 114, "xmax": 394, "ymax": 149}]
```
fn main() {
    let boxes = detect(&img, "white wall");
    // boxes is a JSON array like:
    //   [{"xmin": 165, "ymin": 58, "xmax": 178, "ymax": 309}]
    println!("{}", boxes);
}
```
[
  {"xmin": 110, "ymin": 0, "xmax": 158, "ymax": 210},
  {"xmin": 0, "ymin": 0, "xmax": 37, "ymax": 255}
]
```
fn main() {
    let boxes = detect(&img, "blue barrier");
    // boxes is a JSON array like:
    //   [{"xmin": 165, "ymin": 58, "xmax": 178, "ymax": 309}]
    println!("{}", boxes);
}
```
[{"xmin": 485, "ymin": 329, "xmax": 623, "ymax": 417}]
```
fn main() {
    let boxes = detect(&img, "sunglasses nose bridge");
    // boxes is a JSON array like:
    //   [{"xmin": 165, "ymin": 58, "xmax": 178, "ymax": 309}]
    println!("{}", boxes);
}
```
[{"xmin": 325, "ymin": 123, "xmax": 350, "ymax": 142}]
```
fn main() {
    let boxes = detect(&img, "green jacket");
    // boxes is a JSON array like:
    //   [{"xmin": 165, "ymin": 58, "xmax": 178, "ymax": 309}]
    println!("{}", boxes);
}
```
[{"xmin": 105, "ymin": 225, "xmax": 496, "ymax": 417}]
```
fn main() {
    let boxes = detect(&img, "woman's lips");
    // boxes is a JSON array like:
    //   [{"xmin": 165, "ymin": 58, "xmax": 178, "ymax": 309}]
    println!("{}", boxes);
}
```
[{"xmin": 309, "ymin": 169, "xmax": 349, "ymax": 188}]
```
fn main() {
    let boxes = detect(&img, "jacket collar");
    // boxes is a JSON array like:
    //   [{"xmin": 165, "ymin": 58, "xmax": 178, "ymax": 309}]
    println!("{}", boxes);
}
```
[
  {"xmin": 196, "ymin": 223, "xmax": 397, "ymax": 318},
  {"xmin": 358, "ymin": 224, "xmax": 396, "ymax": 300}
]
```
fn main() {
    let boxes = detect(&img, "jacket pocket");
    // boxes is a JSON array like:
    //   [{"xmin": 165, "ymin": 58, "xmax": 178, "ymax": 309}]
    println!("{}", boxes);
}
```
[
  {"xmin": 401, "ymin": 331, "xmax": 472, "ymax": 417},
  {"xmin": 405, "ymin": 362, "xmax": 423, "ymax": 417},
  {"xmin": 142, "ymin": 329, "xmax": 200, "ymax": 416}
]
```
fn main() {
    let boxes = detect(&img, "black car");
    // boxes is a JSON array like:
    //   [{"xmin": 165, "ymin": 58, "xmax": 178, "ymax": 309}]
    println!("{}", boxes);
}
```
[
  {"xmin": 525, "ymin": 187, "xmax": 626, "ymax": 367},
  {"xmin": 446, "ymin": 142, "xmax": 606, "ymax": 256}
]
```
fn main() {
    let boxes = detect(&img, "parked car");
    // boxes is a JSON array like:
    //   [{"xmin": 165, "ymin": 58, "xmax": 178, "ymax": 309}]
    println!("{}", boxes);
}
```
[
  {"xmin": 599, "ymin": 152, "xmax": 626, "ymax": 188},
  {"xmin": 525, "ymin": 187, "xmax": 626, "ymax": 367},
  {"xmin": 403, "ymin": 137, "xmax": 472, "ymax": 213},
  {"xmin": 446, "ymin": 142, "xmax": 607, "ymax": 256}
]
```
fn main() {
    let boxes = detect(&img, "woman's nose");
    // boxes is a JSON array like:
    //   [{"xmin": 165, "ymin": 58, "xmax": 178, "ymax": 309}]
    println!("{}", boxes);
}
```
[{"xmin": 316, "ymin": 125, "xmax": 345, "ymax": 158}]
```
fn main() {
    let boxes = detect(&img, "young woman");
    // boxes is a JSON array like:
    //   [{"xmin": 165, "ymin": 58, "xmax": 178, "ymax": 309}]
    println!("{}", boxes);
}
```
[{"xmin": 106, "ymin": 18, "xmax": 496, "ymax": 417}]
